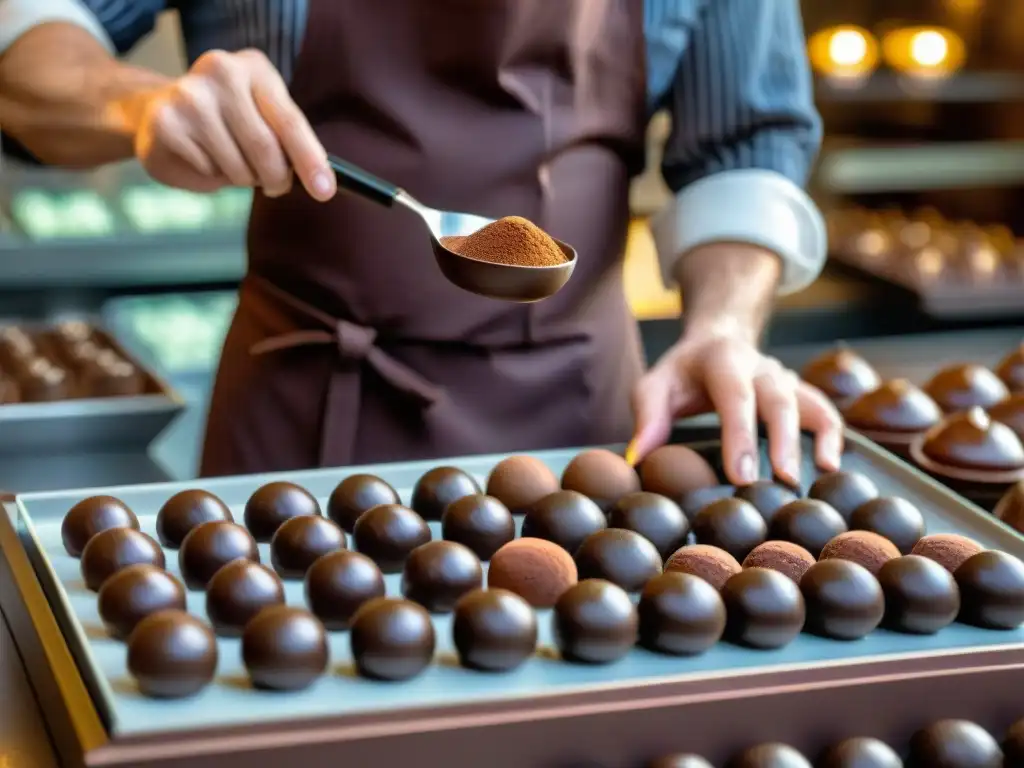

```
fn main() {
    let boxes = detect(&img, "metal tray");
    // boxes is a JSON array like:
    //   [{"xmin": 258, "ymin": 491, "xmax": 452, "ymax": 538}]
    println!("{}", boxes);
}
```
[{"xmin": 4, "ymin": 427, "xmax": 1024, "ymax": 767}]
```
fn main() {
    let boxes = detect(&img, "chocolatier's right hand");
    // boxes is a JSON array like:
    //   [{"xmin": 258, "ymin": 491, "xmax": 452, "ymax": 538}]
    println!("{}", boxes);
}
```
[{"xmin": 131, "ymin": 49, "xmax": 336, "ymax": 201}]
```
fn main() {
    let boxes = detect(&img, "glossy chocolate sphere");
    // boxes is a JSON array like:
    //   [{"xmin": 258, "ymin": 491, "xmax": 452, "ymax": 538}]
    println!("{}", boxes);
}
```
[
  {"xmin": 742, "ymin": 541, "xmax": 816, "ymax": 584},
  {"xmin": 954, "ymin": 550, "xmax": 1024, "ymax": 630},
  {"xmin": 574, "ymin": 529, "xmax": 663, "ymax": 592},
  {"xmin": 178, "ymin": 521, "xmax": 260, "ymax": 590},
  {"xmin": 800, "ymin": 559, "xmax": 884, "ymax": 640},
  {"xmin": 608, "ymin": 492, "xmax": 690, "ymax": 559},
  {"xmin": 638, "ymin": 572, "xmax": 725, "ymax": 655},
  {"xmin": 692, "ymin": 498, "xmax": 767, "ymax": 561},
  {"xmin": 61, "ymin": 495, "xmax": 139, "ymax": 557},
  {"xmin": 242, "ymin": 605, "xmax": 329, "ymax": 691},
  {"xmin": 800, "ymin": 347, "xmax": 881, "ymax": 403},
  {"xmin": 721, "ymin": 568, "xmax": 805, "ymax": 649},
  {"xmin": 81, "ymin": 527, "xmax": 165, "ymax": 592},
  {"xmin": 304, "ymin": 550, "xmax": 385, "ymax": 630},
  {"xmin": 127, "ymin": 610, "xmax": 218, "ymax": 698},
  {"xmin": 401, "ymin": 540, "xmax": 483, "ymax": 613},
  {"xmin": 768, "ymin": 499, "xmax": 848, "ymax": 558},
  {"xmin": 411, "ymin": 466, "xmax": 481, "ymax": 521},
  {"xmin": 727, "ymin": 743, "xmax": 812, "ymax": 768},
  {"xmin": 733, "ymin": 481, "xmax": 798, "ymax": 523},
  {"xmin": 665, "ymin": 545, "xmax": 742, "ymax": 591},
  {"xmin": 326, "ymin": 474, "xmax": 399, "ymax": 532},
  {"xmin": 989, "ymin": 394, "xmax": 1024, "ymax": 443},
  {"xmin": 877, "ymin": 555, "xmax": 960, "ymax": 634},
  {"xmin": 924, "ymin": 363, "xmax": 1009, "ymax": 413},
  {"xmin": 843, "ymin": 378, "xmax": 943, "ymax": 434},
  {"xmin": 522, "ymin": 490, "xmax": 607, "ymax": 554},
  {"xmin": 850, "ymin": 496, "xmax": 925, "ymax": 554},
  {"xmin": 205, "ymin": 560, "xmax": 285, "ymax": 636},
  {"xmin": 808, "ymin": 472, "xmax": 879, "ymax": 522},
  {"xmin": 908, "ymin": 719, "xmax": 1003, "ymax": 768},
  {"xmin": 561, "ymin": 449, "xmax": 640, "ymax": 510},
  {"xmin": 441, "ymin": 494, "xmax": 515, "ymax": 560},
  {"xmin": 638, "ymin": 445, "xmax": 718, "ymax": 500},
  {"xmin": 996, "ymin": 344, "xmax": 1024, "ymax": 393},
  {"xmin": 921, "ymin": 408, "xmax": 1024, "ymax": 472},
  {"xmin": 485, "ymin": 455, "xmax": 559, "ymax": 513},
  {"xmin": 350, "ymin": 597, "xmax": 436, "ymax": 680},
  {"xmin": 995, "ymin": 481, "xmax": 1024, "ymax": 535},
  {"xmin": 353, "ymin": 503, "xmax": 431, "ymax": 573},
  {"xmin": 98, "ymin": 564, "xmax": 186, "ymax": 640},
  {"xmin": 487, "ymin": 538, "xmax": 578, "ymax": 607},
  {"xmin": 244, "ymin": 481, "xmax": 321, "ymax": 542},
  {"xmin": 452, "ymin": 588, "xmax": 537, "ymax": 672},
  {"xmin": 820, "ymin": 531, "xmax": 900, "ymax": 575},
  {"xmin": 270, "ymin": 515, "xmax": 346, "ymax": 579},
  {"xmin": 679, "ymin": 485, "xmax": 737, "ymax": 521},
  {"xmin": 818, "ymin": 738, "xmax": 902, "ymax": 768},
  {"xmin": 553, "ymin": 579, "xmax": 638, "ymax": 664},
  {"xmin": 156, "ymin": 489, "xmax": 233, "ymax": 549}
]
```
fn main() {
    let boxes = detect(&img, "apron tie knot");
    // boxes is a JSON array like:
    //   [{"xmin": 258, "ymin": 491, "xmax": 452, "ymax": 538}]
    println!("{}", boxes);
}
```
[{"xmin": 334, "ymin": 320, "xmax": 376, "ymax": 360}]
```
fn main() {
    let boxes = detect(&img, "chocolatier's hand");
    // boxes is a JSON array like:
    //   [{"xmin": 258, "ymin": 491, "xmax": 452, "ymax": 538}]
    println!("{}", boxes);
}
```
[{"xmin": 628, "ymin": 332, "xmax": 843, "ymax": 487}]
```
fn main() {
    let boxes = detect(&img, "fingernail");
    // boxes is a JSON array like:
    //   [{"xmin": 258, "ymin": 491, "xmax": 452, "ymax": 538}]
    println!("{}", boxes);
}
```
[
  {"xmin": 311, "ymin": 170, "xmax": 332, "ymax": 199},
  {"xmin": 784, "ymin": 456, "xmax": 801, "ymax": 484},
  {"xmin": 624, "ymin": 439, "xmax": 639, "ymax": 467},
  {"xmin": 824, "ymin": 432, "xmax": 843, "ymax": 469},
  {"xmin": 737, "ymin": 452, "xmax": 758, "ymax": 484}
]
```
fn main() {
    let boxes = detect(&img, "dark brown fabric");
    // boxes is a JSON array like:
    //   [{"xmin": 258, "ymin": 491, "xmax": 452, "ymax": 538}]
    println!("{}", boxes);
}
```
[{"xmin": 201, "ymin": 0, "xmax": 648, "ymax": 476}]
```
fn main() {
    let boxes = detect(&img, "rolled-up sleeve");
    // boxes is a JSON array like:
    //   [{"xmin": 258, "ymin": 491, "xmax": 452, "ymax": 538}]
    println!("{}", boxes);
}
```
[
  {"xmin": 649, "ymin": 0, "xmax": 827, "ymax": 295},
  {"xmin": 0, "ymin": 0, "xmax": 113, "ymax": 54}
]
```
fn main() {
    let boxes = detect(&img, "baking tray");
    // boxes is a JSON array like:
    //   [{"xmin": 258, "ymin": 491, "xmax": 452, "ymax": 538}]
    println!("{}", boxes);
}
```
[{"xmin": 4, "ymin": 427, "xmax": 1024, "ymax": 767}]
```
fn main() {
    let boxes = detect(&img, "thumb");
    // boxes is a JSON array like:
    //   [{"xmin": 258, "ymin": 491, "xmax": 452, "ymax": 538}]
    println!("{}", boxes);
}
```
[{"xmin": 626, "ymin": 370, "xmax": 676, "ymax": 467}]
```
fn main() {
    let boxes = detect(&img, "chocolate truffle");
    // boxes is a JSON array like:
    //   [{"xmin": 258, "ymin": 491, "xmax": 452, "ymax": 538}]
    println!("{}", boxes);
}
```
[
  {"xmin": 878, "ymin": 554, "xmax": 960, "ymax": 634},
  {"xmin": 242, "ymin": 605, "xmax": 329, "ymax": 691},
  {"xmin": 733, "ymin": 481, "xmax": 798, "ymax": 523},
  {"xmin": 649, "ymin": 756, "xmax": 713, "ymax": 768},
  {"xmin": 244, "ymin": 481, "xmax": 321, "ymax": 542},
  {"xmin": 353, "ymin": 504, "xmax": 431, "ymax": 573},
  {"xmin": 80, "ymin": 527, "xmax": 165, "ymax": 592},
  {"xmin": 638, "ymin": 445, "xmax": 718, "ymax": 500},
  {"xmin": 680, "ymin": 485, "xmax": 736, "ymax": 521},
  {"xmin": 820, "ymin": 531, "xmax": 900, "ymax": 575},
  {"xmin": 98, "ymin": 564, "xmax": 186, "ymax": 640},
  {"xmin": 843, "ymin": 379, "xmax": 943, "ymax": 433},
  {"xmin": 270, "ymin": 514, "xmax": 346, "ymax": 579},
  {"xmin": 800, "ymin": 559, "xmax": 884, "ymax": 640},
  {"xmin": 800, "ymin": 347, "xmax": 881, "ymax": 403},
  {"xmin": 350, "ymin": 597, "xmax": 436, "ymax": 680},
  {"xmin": 127, "ymin": 610, "xmax": 218, "ymax": 698},
  {"xmin": 156, "ymin": 489, "xmax": 233, "ymax": 549},
  {"xmin": 911, "ymin": 533, "xmax": 984, "ymax": 573},
  {"xmin": 1005, "ymin": 718, "xmax": 1024, "ymax": 766},
  {"xmin": 553, "ymin": 579, "xmax": 638, "ymax": 664},
  {"xmin": 61, "ymin": 495, "xmax": 139, "ymax": 557},
  {"xmin": 18, "ymin": 358, "xmax": 71, "ymax": 401},
  {"xmin": 691, "ymin": 498, "xmax": 767, "ymax": 561},
  {"xmin": 80, "ymin": 356, "xmax": 145, "ymax": 397},
  {"xmin": 609, "ymin": 492, "xmax": 690, "ymax": 559},
  {"xmin": 304, "ymin": 550, "xmax": 385, "ymax": 630},
  {"xmin": 908, "ymin": 720, "xmax": 1003, "ymax": 768},
  {"xmin": 0, "ymin": 374, "xmax": 19, "ymax": 404},
  {"xmin": 924, "ymin": 363, "xmax": 1009, "ymax": 413},
  {"xmin": 206, "ymin": 560, "xmax": 285, "ymax": 636},
  {"xmin": 487, "ymin": 538, "xmax": 577, "ymax": 607},
  {"xmin": 326, "ymin": 474, "xmax": 399, "ymax": 532},
  {"xmin": 178, "ymin": 520, "xmax": 260, "ymax": 590},
  {"xmin": 574, "ymin": 529, "xmax": 663, "ymax": 592},
  {"xmin": 411, "ymin": 466, "xmax": 481, "ymax": 521},
  {"xmin": 921, "ymin": 408, "xmax": 1024, "ymax": 472},
  {"xmin": 638, "ymin": 572, "xmax": 726, "ymax": 655},
  {"xmin": 665, "ymin": 545, "xmax": 742, "ymax": 590},
  {"xmin": 727, "ymin": 743, "xmax": 812, "ymax": 768},
  {"xmin": 452, "ymin": 588, "xmax": 538, "ymax": 672},
  {"xmin": 996, "ymin": 344, "xmax": 1024, "ymax": 393},
  {"xmin": 995, "ymin": 481, "xmax": 1024, "ymax": 535},
  {"xmin": 808, "ymin": 472, "xmax": 879, "ymax": 522},
  {"xmin": 768, "ymin": 499, "xmax": 848, "ymax": 558},
  {"xmin": 522, "ymin": 490, "xmax": 607, "ymax": 553},
  {"xmin": 721, "ymin": 568, "xmax": 805, "ymax": 649},
  {"xmin": 401, "ymin": 540, "xmax": 483, "ymax": 613},
  {"xmin": 989, "ymin": 394, "xmax": 1024, "ymax": 443},
  {"xmin": 561, "ymin": 448, "xmax": 640, "ymax": 510},
  {"xmin": 850, "ymin": 496, "xmax": 925, "ymax": 554},
  {"xmin": 954, "ymin": 550, "xmax": 1024, "ymax": 630},
  {"xmin": 441, "ymin": 494, "xmax": 515, "ymax": 560},
  {"xmin": 818, "ymin": 738, "xmax": 902, "ymax": 768},
  {"xmin": 485, "ymin": 455, "xmax": 559, "ymax": 513},
  {"xmin": 742, "ymin": 541, "xmax": 816, "ymax": 584}
]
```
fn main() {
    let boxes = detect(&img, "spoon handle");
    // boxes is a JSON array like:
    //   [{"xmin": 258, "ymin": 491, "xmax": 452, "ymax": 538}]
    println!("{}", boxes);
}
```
[{"xmin": 328, "ymin": 155, "xmax": 399, "ymax": 207}]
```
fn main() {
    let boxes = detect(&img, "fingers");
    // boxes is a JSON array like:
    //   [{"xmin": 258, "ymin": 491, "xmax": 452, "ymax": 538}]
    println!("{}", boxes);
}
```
[
  {"xmin": 753, "ymin": 363, "xmax": 801, "ymax": 486},
  {"xmin": 795, "ymin": 380, "xmax": 844, "ymax": 471},
  {"xmin": 175, "ymin": 76, "xmax": 256, "ymax": 187},
  {"xmin": 701, "ymin": 349, "xmax": 760, "ymax": 485},
  {"xmin": 628, "ymin": 370, "xmax": 675, "ymax": 466}
]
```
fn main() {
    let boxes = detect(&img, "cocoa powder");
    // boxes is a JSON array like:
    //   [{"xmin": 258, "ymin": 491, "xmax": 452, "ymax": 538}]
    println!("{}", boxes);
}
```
[{"xmin": 440, "ymin": 216, "xmax": 567, "ymax": 267}]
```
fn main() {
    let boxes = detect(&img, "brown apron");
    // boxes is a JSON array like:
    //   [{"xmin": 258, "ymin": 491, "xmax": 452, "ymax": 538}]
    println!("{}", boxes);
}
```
[{"xmin": 200, "ymin": 0, "xmax": 648, "ymax": 476}]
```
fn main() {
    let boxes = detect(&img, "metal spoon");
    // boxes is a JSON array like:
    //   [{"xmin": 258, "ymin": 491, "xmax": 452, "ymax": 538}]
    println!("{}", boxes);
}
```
[{"xmin": 328, "ymin": 155, "xmax": 576, "ymax": 302}]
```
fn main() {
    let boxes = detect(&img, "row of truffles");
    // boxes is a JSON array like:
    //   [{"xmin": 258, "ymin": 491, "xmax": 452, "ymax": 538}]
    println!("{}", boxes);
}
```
[
  {"xmin": 651, "ymin": 716, "xmax": 1024, "ymax": 768},
  {"xmin": 0, "ymin": 321, "xmax": 147, "ymax": 404}
]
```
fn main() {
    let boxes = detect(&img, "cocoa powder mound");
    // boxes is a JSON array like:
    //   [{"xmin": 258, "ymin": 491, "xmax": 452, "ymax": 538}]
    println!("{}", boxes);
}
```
[{"xmin": 440, "ymin": 216, "xmax": 567, "ymax": 267}]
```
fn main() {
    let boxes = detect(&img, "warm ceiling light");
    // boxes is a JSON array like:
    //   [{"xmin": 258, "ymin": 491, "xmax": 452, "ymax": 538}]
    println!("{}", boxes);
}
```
[
  {"xmin": 829, "ymin": 29, "xmax": 868, "ymax": 67},
  {"xmin": 883, "ymin": 26, "xmax": 966, "ymax": 77},
  {"xmin": 809, "ymin": 26, "xmax": 879, "ymax": 79},
  {"xmin": 910, "ymin": 30, "xmax": 949, "ymax": 67}
]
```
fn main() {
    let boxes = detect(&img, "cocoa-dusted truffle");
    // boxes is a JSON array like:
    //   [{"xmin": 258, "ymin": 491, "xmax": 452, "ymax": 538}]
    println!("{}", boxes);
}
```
[
  {"xmin": 924, "ymin": 363, "xmax": 1009, "ymax": 412},
  {"xmin": 727, "ymin": 744, "xmax": 811, "ymax": 768},
  {"xmin": 638, "ymin": 445, "xmax": 718, "ymax": 500},
  {"xmin": 850, "ymin": 496, "xmax": 926, "ymax": 554},
  {"xmin": 522, "ymin": 490, "xmax": 606, "ymax": 553},
  {"xmin": 242, "ymin": 605, "xmax": 329, "ymax": 691},
  {"xmin": 352, "ymin": 504, "xmax": 431, "ymax": 573},
  {"xmin": 205, "ymin": 560, "xmax": 285, "ymax": 636},
  {"xmin": 488, "ymin": 538, "xmax": 577, "ymax": 607},
  {"xmin": 911, "ymin": 533, "xmax": 983, "ymax": 573},
  {"xmin": 608, "ymin": 492, "xmax": 690, "ymax": 559},
  {"xmin": 843, "ymin": 378, "xmax": 943, "ymax": 434},
  {"xmin": 996, "ymin": 343, "xmax": 1024, "ymax": 392},
  {"xmin": 733, "ymin": 481, "xmax": 797, "ymax": 523},
  {"xmin": 800, "ymin": 559, "xmax": 884, "ymax": 640},
  {"xmin": 178, "ymin": 520, "xmax": 260, "ymax": 590},
  {"xmin": 156, "ymin": 489, "xmax": 233, "ymax": 549},
  {"xmin": 920, "ymin": 407, "xmax": 1024, "ymax": 472},
  {"xmin": 62, "ymin": 495, "xmax": 139, "ymax": 557},
  {"xmin": 485, "ymin": 455, "xmax": 559, "ymax": 513},
  {"xmin": 81, "ymin": 527, "xmax": 165, "ymax": 592},
  {"xmin": 665, "ymin": 545, "xmax": 742, "ymax": 590},
  {"xmin": 304, "ymin": 550, "xmax": 385, "ymax": 630},
  {"xmin": 98, "ymin": 564, "xmax": 186, "ymax": 640},
  {"xmin": 989, "ymin": 393, "xmax": 1024, "ymax": 443},
  {"xmin": 452, "ymin": 588, "xmax": 537, "ymax": 672},
  {"xmin": 818, "ymin": 738, "xmax": 902, "ymax": 768},
  {"xmin": 721, "ymin": 568, "xmax": 805, "ymax": 649},
  {"xmin": 954, "ymin": 550, "xmax": 1024, "ymax": 630},
  {"xmin": 349, "ymin": 597, "xmax": 436, "ymax": 681},
  {"xmin": 269, "ymin": 515, "xmax": 346, "ymax": 579},
  {"xmin": 768, "ymin": 499, "xmax": 848, "ymax": 558},
  {"xmin": 819, "ymin": 531, "xmax": 900, "ymax": 575},
  {"xmin": 692, "ymin": 498, "xmax": 767, "ymax": 561},
  {"xmin": 574, "ymin": 529, "xmax": 663, "ymax": 592},
  {"xmin": 800, "ymin": 346, "xmax": 881, "ymax": 403},
  {"xmin": 561, "ymin": 448, "xmax": 640, "ymax": 510},
  {"xmin": 638, "ymin": 572, "xmax": 726, "ymax": 655},
  {"xmin": 244, "ymin": 481, "xmax": 321, "ymax": 542},
  {"xmin": 878, "ymin": 554, "xmax": 960, "ymax": 634},
  {"xmin": 326, "ymin": 474, "xmax": 398, "ymax": 532},
  {"xmin": 553, "ymin": 579, "xmax": 638, "ymax": 664},
  {"xmin": 909, "ymin": 720, "xmax": 1003, "ymax": 768},
  {"xmin": 995, "ymin": 481, "xmax": 1024, "ymax": 535},
  {"xmin": 401, "ymin": 540, "xmax": 483, "ymax": 613},
  {"xmin": 808, "ymin": 472, "xmax": 879, "ymax": 522},
  {"xmin": 411, "ymin": 466, "xmax": 481, "ymax": 521},
  {"xmin": 441, "ymin": 494, "xmax": 515, "ymax": 560},
  {"xmin": 742, "ymin": 541, "xmax": 816, "ymax": 584},
  {"xmin": 127, "ymin": 610, "xmax": 218, "ymax": 698}
]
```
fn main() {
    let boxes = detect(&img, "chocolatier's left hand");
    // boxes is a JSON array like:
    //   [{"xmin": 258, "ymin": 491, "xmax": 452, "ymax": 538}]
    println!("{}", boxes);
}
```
[{"xmin": 628, "ymin": 331, "xmax": 843, "ymax": 487}]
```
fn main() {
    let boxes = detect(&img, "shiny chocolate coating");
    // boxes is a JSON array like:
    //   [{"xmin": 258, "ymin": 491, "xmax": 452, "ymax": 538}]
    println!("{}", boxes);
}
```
[
  {"xmin": 800, "ymin": 347, "xmax": 881, "ymax": 403},
  {"xmin": 921, "ymin": 408, "xmax": 1024, "ymax": 472},
  {"xmin": 850, "ymin": 496, "xmax": 925, "ymax": 554},
  {"xmin": 727, "ymin": 743, "xmax": 812, "ymax": 768},
  {"xmin": 691, "ymin": 498, "xmax": 767, "ymax": 561},
  {"xmin": 61, "ymin": 495, "xmax": 139, "ymax": 557},
  {"xmin": 638, "ymin": 445, "xmax": 718, "ymax": 501},
  {"xmin": 924, "ymin": 363, "xmax": 1009, "ymax": 413},
  {"xmin": 205, "ymin": 560, "xmax": 285, "ymax": 636},
  {"xmin": 242, "ymin": 605, "xmax": 329, "ymax": 691},
  {"xmin": 649, "ymin": 756, "xmax": 714, "ymax": 768},
  {"xmin": 733, "ymin": 481, "xmax": 798, "ymax": 523},
  {"xmin": 553, "ymin": 579, "xmax": 638, "ymax": 664},
  {"xmin": 270, "ymin": 514, "xmax": 346, "ymax": 579},
  {"xmin": 441, "ymin": 494, "xmax": 515, "ymax": 560},
  {"xmin": 561, "ymin": 449, "xmax": 641, "ymax": 510},
  {"xmin": 17, "ymin": 358, "xmax": 71, "ymax": 402},
  {"xmin": 350, "ymin": 597, "xmax": 436, "ymax": 680},
  {"xmin": 178, "ymin": 520, "xmax": 260, "ymax": 590},
  {"xmin": 304, "ymin": 550, "xmax": 385, "ymax": 630},
  {"xmin": 452, "ymin": 588, "xmax": 537, "ymax": 672},
  {"xmin": 326, "ymin": 474, "xmax": 399, "ymax": 532},
  {"xmin": 81, "ymin": 527, "xmax": 165, "ymax": 592},
  {"xmin": 127, "ymin": 610, "xmax": 218, "ymax": 698},
  {"xmin": 807, "ymin": 472, "xmax": 879, "ymax": 522},
  {"xmin": 352, "ymin": 503, "xmax": 431, "ymax": 573},
  {"xmin": 768, "ymin": 499, "xmax": 848, "ymax": 558},
  {"xmin": 721, "ymin": 568, "xmax": 805, "ymax": 649},
  {"xmin": 843, "ymin": 378, "xmax": 943, "ymax": 434},
  {"xmin": 156, "ymin": 489, "xmax": 233, "ymax": 549},
  {"xmin": 908, "ymin": 719, "xmax": 1003, "ymax": 768},
  {"xmin": 1005, "ymin": 718, "xmax": 1024, "ymax": 766},
  {"xmin": 574, "ymin": 528, "xmax": 663, "ymax": 592},
  {"xmin": 996, "ymin": 344, "xmax": 1024, "ymax": 393},
  {"xmin": 485, "ymin": 455, "xmax": 560, "ymax": 513},
  {"xmin": 799, "ymin": 559, "xmax": 884, "ymax": 640},
  {"xmin": 818, "ymin": 738, "xmax": 902, "ymax": 768},
  {"xmin": 243, "ymin": 481, "xmax": 321, "ymax": 542},
  {"xmin": 679, "ymin": 485, "xmax": 736, "ymax": 521},
  {"xmin": 522, "ymin": 490, "xmax": 607, "ymax": 553},
  {"xmin": 954, "ymin": 550, "xmax": 1024, "ymax": 630},
  {"xmin": 401, "ymin": 540, "xmax": 483, "ymax": 613},
  {"xmin": 608, "ymin": 491, "xmax": 690, "ymax": 559},
  {"xmin": 411, "ymin": 466, "xmax": 481, "ymax": 521},
  {"xmin": 638, "ymin": 572, "xmax": 725, "ymax": 655},
  {"xmin": 97, "ymin": 564, "xmax": 186, "ymax": 640},
  {"xmin": 877, "ymin": 555, "xmax": 960, "ymax": 634},
  {"xmin": 989, "ymin": 394, "xmax": 1024, "ymax": 443}
]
